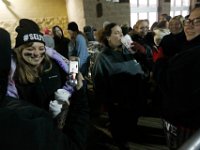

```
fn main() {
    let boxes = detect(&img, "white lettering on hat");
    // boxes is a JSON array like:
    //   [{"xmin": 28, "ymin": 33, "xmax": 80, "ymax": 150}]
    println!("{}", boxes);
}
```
[
  {"xmin": 23, "ymin": 35, "xmax": 29, "ymax": 42},
  {"xmin": 29, "ymin": 34, "xmax": 34, "ymax": 40},
  {"xmin": 23, "ymin": 33, "xmax": 44, "ymax": 42},
  {"xmin": 33, "ymin": 34, "xmax": 40, "ymax": 40}
]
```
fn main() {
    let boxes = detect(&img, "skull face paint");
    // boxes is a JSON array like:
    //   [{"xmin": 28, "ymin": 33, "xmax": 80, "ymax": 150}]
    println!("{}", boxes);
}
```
[{"xmin": 22, "ymin": 42, "xmax": 45, "ymax": 66}]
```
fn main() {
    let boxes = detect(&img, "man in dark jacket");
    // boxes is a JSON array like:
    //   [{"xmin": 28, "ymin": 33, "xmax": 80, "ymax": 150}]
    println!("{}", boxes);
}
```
[{"xmin": 0, "ymin": 27, "xmax": 89, "ymax": 150}]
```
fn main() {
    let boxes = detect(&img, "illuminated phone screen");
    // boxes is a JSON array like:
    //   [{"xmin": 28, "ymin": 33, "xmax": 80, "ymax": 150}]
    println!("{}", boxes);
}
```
[{"xmin": 69, "ymin": 61, "xmax": 79, "ymax": 73}]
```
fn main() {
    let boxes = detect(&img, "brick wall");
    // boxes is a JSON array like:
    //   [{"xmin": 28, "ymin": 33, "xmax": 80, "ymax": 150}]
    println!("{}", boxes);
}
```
[
  {"xmin": 66, "ymin": 0, "xmax": 130, "ymax": 31},
  {"xmin": 83, "ymin": 0, "xmax": 130, "ymax": 30}
]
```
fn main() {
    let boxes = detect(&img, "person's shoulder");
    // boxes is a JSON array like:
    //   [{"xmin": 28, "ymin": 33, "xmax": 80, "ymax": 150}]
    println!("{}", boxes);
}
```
[
  {"xmin": 76, "ymin": 34, "xmax": 86, "ymax": 41},
  {"xmin": 0, "ymin": 98, "xmax": 67, "ymax": 150},
  {"xmin": 95, "ymin": 47, "xmax": 112, "ymax": 61},
  {"xmin": 63, "ymin": 37, "xmax": 70, "ymax": 42},
  {"xmin": 131, "ymin": 32, "xmax": 139, "ymax": 38},
  {"xmin": 145, "ymin": 32, "xmax": 155, "ymax": 41},
  {"xmin": 161, "ymin": 33, "xmax": 172, "ymax": 41},
  {"xmin": 147, "ymin": 31, "xmax": 154, "ymax": 36},
  {"xmin": 1, "ymin": 97, "xmax": 51, "ymax": 120}
]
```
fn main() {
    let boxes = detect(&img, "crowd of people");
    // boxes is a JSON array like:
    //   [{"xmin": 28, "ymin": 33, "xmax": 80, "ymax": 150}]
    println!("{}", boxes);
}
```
[{"xmin": 0, "ymin": 6, "xmax": 200, "ymax": 150}]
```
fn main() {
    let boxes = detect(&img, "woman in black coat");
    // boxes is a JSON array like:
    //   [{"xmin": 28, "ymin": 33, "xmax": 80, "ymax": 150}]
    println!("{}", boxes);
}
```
[
  {"xmin": 0, "ymin": 24, "xmax": 89, "ymax": 150},
  {"xmin": 153, "ymin": 7, "xmax": 200, "ymax": 150}
]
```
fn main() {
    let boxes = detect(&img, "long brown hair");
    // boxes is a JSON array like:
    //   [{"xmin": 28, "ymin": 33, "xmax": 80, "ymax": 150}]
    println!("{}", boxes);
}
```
[{"xmin": 14, "ymin": 42, "xmax": 52, "ymax": 84}]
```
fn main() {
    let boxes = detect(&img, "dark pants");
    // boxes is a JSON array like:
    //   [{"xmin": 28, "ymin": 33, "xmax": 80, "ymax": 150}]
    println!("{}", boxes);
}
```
[{"xmin": 108, "ymin": 103, "xmax": 141, "ymax": 149}]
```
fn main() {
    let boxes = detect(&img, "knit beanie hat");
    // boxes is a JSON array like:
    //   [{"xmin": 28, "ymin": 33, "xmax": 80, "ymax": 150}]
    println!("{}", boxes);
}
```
[
  {"xmin": 15, "ymin": 19, "xmax": 45, "ymax": 48},
  {"xmin": 67, "ymin": 22, "xmax": 79, "ymax": 31},
  {"xmin": 15, "ymin": 18, "xmax": 40, "ymax": 32},
  {"xmin": 83, "ymin": 26, "xmax": 93, "ymax": 33}
]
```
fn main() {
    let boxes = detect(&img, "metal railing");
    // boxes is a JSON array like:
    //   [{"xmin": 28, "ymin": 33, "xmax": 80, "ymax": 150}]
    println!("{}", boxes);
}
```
[{"xmin": 178, "ymin": 129, "xmax": 200, "ymax": 150}]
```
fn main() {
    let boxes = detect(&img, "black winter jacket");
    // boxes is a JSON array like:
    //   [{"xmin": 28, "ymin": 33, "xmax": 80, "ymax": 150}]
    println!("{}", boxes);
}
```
[
  {"xmin": 12, "ymin": 60, "xmax": 90, "ymax": 149},
  {"xmin": 15, "ymin": 59, "xmax": 65, "ymax": 111},
  {"xmin": 160, "ymin": 31, "xmax": 187, "ymax": 58},
  {"xmin": 154, "ymin": 35, "xmax": 200, "ymax": 129},
  {"xmin": 0, "ymin": 27, "xmax": 89, "ymax": 150},
  {"xmin": 0, "ymin": 86, "xmax": 89, "ymax": 150},
  {"xmin": 92, "ymin": 47, "xmax": 147, "ymax": 113}
]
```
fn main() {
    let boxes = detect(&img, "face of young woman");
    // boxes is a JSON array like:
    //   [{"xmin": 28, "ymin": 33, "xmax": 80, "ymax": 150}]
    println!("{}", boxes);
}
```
[
  {"xmin": 107, "ymin": 25, "xmax": 123, "ymax": 49},
  {"xmin": 137, "ymin": 21, "xmax": 149, "ymax": 37},
  {"xmin": 22, "ymin": 42, "xmax": 45, "ymax": 66},
  {"xmin": 169, "ymin": 20, "xmax": 183, "ymax": 34},
  {"xmin": 184, "ymin": 8, "xmax": 200, "ymax": 41},
  {"xmin": 54, "ymin": 27, "xmax": 63, "ymax": 38}
]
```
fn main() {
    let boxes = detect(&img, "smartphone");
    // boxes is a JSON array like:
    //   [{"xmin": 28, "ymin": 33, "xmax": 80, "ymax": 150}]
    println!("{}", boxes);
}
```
[
  {"xmin": 69, "ymin": 60, "xmax": 79, "ymax": 74},
  {"xmin": 68, "ymin": 58, "xmax": 79, "ymax": 86}
]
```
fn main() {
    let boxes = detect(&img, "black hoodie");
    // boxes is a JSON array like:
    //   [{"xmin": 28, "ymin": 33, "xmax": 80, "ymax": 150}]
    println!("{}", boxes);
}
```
[{"xmin": 0, "ymin": 28, "xmax": 11, "ymax": 102}]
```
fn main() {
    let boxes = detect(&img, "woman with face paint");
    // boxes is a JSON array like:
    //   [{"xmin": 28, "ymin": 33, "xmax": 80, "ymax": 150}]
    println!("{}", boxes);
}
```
[
  {"xmin": 13, "ymin": 30, "xmax": 62, "ymax": 110},
  {"xmin": 11, "ymin": 19, "xmax": 89, "ymax": 149}
]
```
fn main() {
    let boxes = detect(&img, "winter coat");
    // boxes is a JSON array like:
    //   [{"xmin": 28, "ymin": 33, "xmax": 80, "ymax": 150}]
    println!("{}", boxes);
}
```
[
  {"xmin": 14, "ymin": 60, "xmax": 65, "ymax": 111},
  {"xmin": 0, "ymin": 27, "xmax": 90, "ymax": 150},
  {"xmin": 92, "ymin": 46, "xmax": 148, "ymax": 143},
  {"xmin": 159, "ymin": 31, "xmax": 186, "ymax": 58},
  {"xmin": 0, "ymin": 86, "xmax": 89, "ymax": 150},
  {"xmin": 154, "ymin": 35, "xmax": 200, "ymax": 129},
  {"xmin": 13, "ymin": 56, "xmax": 91, "ymax": 147}
]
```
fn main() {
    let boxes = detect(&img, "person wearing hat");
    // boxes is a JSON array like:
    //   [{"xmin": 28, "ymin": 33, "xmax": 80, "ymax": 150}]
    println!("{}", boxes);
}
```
[
  {"xmin": 10, "ymin": 19, "xmax": 90, "ymax": 148},
  {"xmin": 67, "ymin": 21, "xmax": 89, "ymax": 78},
  {"xmin": 83, "ymin": 25, "xmax": 96, "ymax": 41},
  {"xmin": 0, "ymin": 26, "xmax": 89, "ymax": 150}
]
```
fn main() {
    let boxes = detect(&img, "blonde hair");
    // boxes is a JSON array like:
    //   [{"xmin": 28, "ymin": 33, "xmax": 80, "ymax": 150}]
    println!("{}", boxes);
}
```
[
  {"xmin": 14, "ymin": 42, "xmax": 52, "ymax": 84},
  {"xmin": 133, "ymin": 19, "xmax": 149, "ymax": 30},
  {"xmin": 169, "ymin": 15, "xmax": 185, "ymax": 28}
]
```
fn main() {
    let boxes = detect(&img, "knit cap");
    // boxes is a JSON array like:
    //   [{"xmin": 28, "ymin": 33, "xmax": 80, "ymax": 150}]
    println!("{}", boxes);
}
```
[
  {"xmin": 15, "ymin": 19, "xmax": 45, "ymax": 48},
  {"xmin": 15, "ymin": 18, "xmax": 40, "ymax": 32}
]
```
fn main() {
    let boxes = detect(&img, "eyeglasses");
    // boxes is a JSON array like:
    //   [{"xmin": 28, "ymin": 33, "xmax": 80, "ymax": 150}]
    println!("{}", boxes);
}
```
[{"xmin": 183, "ymin": 17, "xmax": 200, "ymax": 26}]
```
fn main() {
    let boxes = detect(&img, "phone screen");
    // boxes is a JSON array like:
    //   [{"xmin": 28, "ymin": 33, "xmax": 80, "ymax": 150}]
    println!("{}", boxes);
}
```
[
  {"xmin": 69, "ymin": 61, "xmax": 79, "ymax": 73},
  {"xmin": 68, "ymin": 60, "xmax": 79, "ymax": 86}
]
